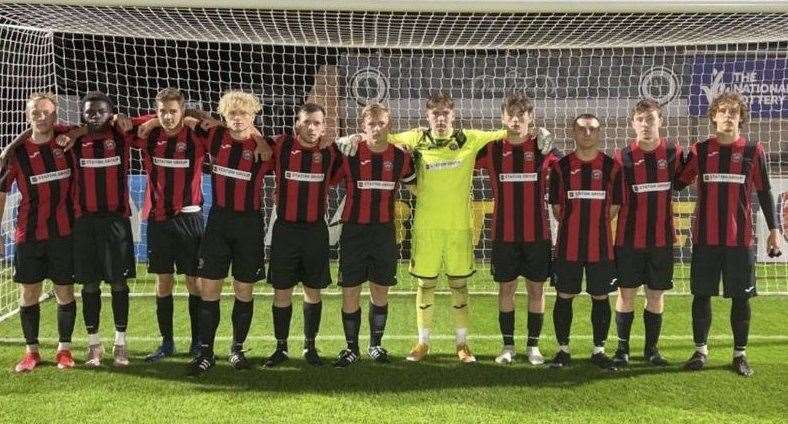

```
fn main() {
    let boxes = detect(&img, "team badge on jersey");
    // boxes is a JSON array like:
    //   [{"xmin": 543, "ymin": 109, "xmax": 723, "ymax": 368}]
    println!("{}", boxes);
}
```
[
  {"xmin": 732, "ymin": 152, "xmax": 743, "ymax": 163},
  {"xmin": 592, "ymin": 169, "xmax": 602, "ymax": 180},
  {"xmin": 448, "ymin": 141, "xmax": 459, "ymax": 151},
  {"xmin": 312, "ymin": 152, "xmax": 322, "ymax": 163},
  {"xmin": 176, "ymin": 142, "xmax": 187, "ymax": 152},
  {"xmin": 243, "ymin": 150, "xmax": 253, "ymax": 161},
  {"xmin": 657, "ymin": 158, "xmax": 668, "ymax": 169},
  {"xmin": 52, "ymin": 148, "xmax": 64, "ymax": 158},
  {"xmin": 383, "ymin": 161, "xmax": 393, "ymax": 170},
  {"xmin": 524, "ymin": 151, "xmax": 534, "ymax": 161},
  {"xmin": 104, "ymin": 139, "xmax": 115, "ymax": 150}
]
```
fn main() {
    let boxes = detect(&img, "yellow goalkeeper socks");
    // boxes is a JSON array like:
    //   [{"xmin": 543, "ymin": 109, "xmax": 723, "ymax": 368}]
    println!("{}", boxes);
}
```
[
  {"xmin": 416, "ymin": 284, "xmax": 435, "ymax": 343},
  {"xmin": 450, "ymin": 285, "xmax": 470, "ymax": 340}
]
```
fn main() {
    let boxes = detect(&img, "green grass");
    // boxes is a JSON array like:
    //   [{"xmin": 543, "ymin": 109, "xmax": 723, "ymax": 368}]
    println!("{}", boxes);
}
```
[{"xmin": 0, "ymin": 294, "xmax": 786, "ymax": 423}]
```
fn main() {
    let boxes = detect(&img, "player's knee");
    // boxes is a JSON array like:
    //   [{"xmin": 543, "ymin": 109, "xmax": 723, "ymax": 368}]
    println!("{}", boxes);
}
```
[
  {"xmin": 233, "ymin": 281, "xmax": 254, "ymax": 302},
  {"xmin": 185, "ymin": 276, "xmax": 201, "ymax": 296},
  {"xmin": 156, "ymin": 274, "xmax": 175, "ymax": 296},
  {"xmin": 273, "ymin": 289, "xmax": 292, "ymax": 307},
  {"xmin": 644, "ymin": 288, "xmax": 664, "ymax": 312},
  {"xmin": 369, "ymin": 283, "xmax": 389, "ymax": 306},
  {"xmin": 417, "ymin": 278, "xmax": 437, "ymax": 290},
  {"xmin": 53, "ymin": 285, "xmax": 75, "ymax": 304},
  {"xmin": 448, "ymin": 278, "xmax": 467, "ymax": 290},
  {"xmin": 109, "ymin": 280, "xmax": 129, "ymax": 293},
  {"xmin": 82, "ymin": 282, "xmax": 102, "ymax": 295},
  {"xmin": 525, "ymin": 281, "xmax": 543, "ymax": 299},
  {"xmin": 201, "ymin": 280, "xmax": 223, "ymax": 301},
  {"xmin": 303, "ymin": 287, "xmax": 321, "ymax": 304},
  {"xmin": 20, "ymin": 284, "xmax": 43, "ymax": 306}
]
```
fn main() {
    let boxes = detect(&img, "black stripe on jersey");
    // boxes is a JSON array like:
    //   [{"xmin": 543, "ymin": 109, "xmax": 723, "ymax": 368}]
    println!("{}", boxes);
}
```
[
  {"xmin": 534, "ymin": 150, "xmax": 546, "ymax": 240},
  {"xmin": 210, "ymin": 127, "xmax": 224, "ymax": 163},
  {"xmin": 370, "ymin": 154, "xmax": 383, "ymax": 221},
  {"xmin": 599, "ymin": 157, "xmax": 614, "ymax": 259},
  {"xmin": 621, "ymin": 147, "xmax": 637, "ymax": 247},
  {"xmin": 163, "ymin": 132, "xmax": 178, "ymax": 217},
  {"xmin": 717, "ymin": 146, "xmax": 731, "ymax": 246},
  {"xmin": 15, "ymin": 149, "xmax": 39, "ymax": 240},
  {"xmin": 665, "ymin": 145, "xmax": 678, "ymax": 244},
  {"xmin": 578, "ymin": 163, "xmax": 591, "ymax": 261},
  {"xmin": 645, "ymin": 152, "xmax": 658, "ymax": 247},
  {"xmin": 491, "ymin": 143, "xmax": 505, "ymax": 239},
  {"xmin": 147, "ymin": 128, "xmax": 163, "ymax": 216},
  {"xmin": 225, "ymin": 139, "xmax": 243, "ymax": 210},
  {"xmin": 94, "ymin": 136, "xmax": 108, "ymax": 212},
  {"xmin": 512, "ymin": 145, "xmax": 525, "ymax": 239},
  {"xmin": 275, "ymin": 136, "xmax": 291, "ymax": 215},
  {"xmin": 109, "ymin": 126, "xmax": 127, "ymax": 207},
  {"xmin": 296, "ymin": 144, "xmax": 313, "ymax": 222},
  {"xmin": 75, "ymin": 138, "xmax": 88, "ymax": 213},
  {"xmin": 40, "ymin": 147, "xmax": 60, "ymax": 237},
  {"xmin": 349, "ymin": 155, "xmax": 362, "ymax": 223},
  {"xmin": 182, "ymin": 128, "xmax": 196, "ymax": 207},
  {"xmin": 696, "ymin": 142, "xmax": 709, "ymax": 245}
]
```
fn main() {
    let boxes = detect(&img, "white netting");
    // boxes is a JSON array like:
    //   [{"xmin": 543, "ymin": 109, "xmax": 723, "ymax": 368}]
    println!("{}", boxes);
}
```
[{"xmin": 0, "ymin": 5, "xmax": 787, "ymax": 319}]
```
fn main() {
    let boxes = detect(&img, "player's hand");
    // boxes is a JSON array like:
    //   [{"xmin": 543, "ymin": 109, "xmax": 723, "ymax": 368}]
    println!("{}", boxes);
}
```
[
  {"xmin": 183, "ymin": 116, "xmax": 200, "ymax": 130},
  {"xmin": 336, "ymin": 134, "xmax": 361, "ymax": 156},
  {"xmin": 252, "ymin": 134, "xmax": 273, "ymax": 162},
  {"xmin": 137, "ymin": 119, "xmax": 160, "ymax": 139},
  {"xmin": 536, "ymin": 127, "xmax": 554, "ymax": 155},
  {"xmin": 113, "ymin": 114, "xmax": 133, "ymax": 133},
  {"xmin": 767, "ymin": 229, "xmax": 782, "ymax": 257},
  {"xmin": 56, "ymin": 134, "xmax": 75, "ymax": 151},
  {"xmin": 200, "ymin": 117, "xmax": 221, "ymax": 130}
]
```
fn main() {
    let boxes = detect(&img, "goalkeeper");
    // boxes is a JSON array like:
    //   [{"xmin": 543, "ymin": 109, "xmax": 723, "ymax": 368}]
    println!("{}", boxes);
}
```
[{"xmin": 338, "ymin": 93, "xmax": 552, "ymax": 363}]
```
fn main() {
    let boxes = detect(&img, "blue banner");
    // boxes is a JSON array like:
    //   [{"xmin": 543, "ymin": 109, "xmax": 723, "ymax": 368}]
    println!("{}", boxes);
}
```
[{"xmin": 689, "ymin": 57, "xmax": 787, "ymax": 118}]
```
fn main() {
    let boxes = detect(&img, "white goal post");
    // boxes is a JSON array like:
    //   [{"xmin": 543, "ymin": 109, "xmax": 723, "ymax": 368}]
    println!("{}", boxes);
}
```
[{"xmin": 0, "ymin": 1, "xmax": 786, "ymax": 320}]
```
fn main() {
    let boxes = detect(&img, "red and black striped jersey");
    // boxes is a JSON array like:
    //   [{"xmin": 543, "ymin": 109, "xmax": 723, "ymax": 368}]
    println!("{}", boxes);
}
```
[
  {"xmin": 549, "ymin": 151, "xmax": 620, "ymax": 262},
  {"xmin": 677, "ymin": 136, "xmax": 771, "ymax": 248},
  {"xmin": 132, "ymin": 126, "xmax": 209, "ymax": 221},
  {"xmin": 272, "ymin": 134, "xmax": 343, "ymax": 224},
  {"xmin": 0, "ymin": 134, "xmax": 76, "ymax": 243},
  {"xmin": 475, "ymin": 136, "xmax": 557, "ymax": 243},
  {"xmin": 336, "ymin": 141, "xmax": 414, "ymax": 224},
  {"xmin": 614, "ymin": 139, "xmax": 684, "ymax": 249},
  {"xmin": 206, "ymin": 126, "xmax": 271, "ymax": 212},
  {"xmin": 72, "ymin": 127, "xmax": 134, "ymax": 217}
]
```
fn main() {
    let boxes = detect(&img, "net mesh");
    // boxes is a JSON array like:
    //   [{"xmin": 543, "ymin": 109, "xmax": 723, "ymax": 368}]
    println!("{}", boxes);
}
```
[{"xmin": 1, "ymin": 5, "xmax": 787, "ymax": 319}]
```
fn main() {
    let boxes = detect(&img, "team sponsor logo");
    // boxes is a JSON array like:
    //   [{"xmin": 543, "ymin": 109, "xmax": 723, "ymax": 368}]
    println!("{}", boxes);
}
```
[
  {"xmin": 732, "ymin": 152, "xmax": 743, "ymax": 163},
  {"xmin": 503, "ymin": 151, "xmax": 512, "ymax": 157},
  {"xmin": 499, "ymin": 173, "xmax": 538, "ymax": 182},
  {"xmin": 104, "ymin": 139, "xmax": 115, "ymax": 150},
  {"xmin": 425, "ymin": 160, "xmax": 461, "ymax": 171},
  {"xmin": 176, "ymin": 142, "xmax": 187, "ymax": 152},
  {"xmin": 285, "ymin": 170, "xmax": 324, "ymax": 182},
  {"xmin": 567, "ymin": 190, "xmax": 606, "ymax": 199},
  {"xmin": 29, "ymin": 168, "xmax": 71, "ymax": 185},
  {"xmin": 570, "ymin": 169, "xmax": 580, "ymax": 175},
  {"xmin": 657, "ymin": 159, "xmax": 668, "ymax": 169},
  {"xmin": 524, "ymin": 151, "xmax": 534, "ymax": 161},
  {"xmin": 80, "ymin": 156, "xmax": 121, "ymax": 168},
  {"xmin": 212, "ymin": 164, "xmax": 252, "ymax": 181},
  {"xmin": 357, "ymin": 180, "xmax": 396, "ymax": 190},
  {"xmin": 52, "ymin": 148, "xmax": 64, "ymax": 158},
  {"xmin": 447, "ymin": 141, "xmax": 459, "ymax": 151},
  {"xmin": 634, "ymin": 159, "xmax": 645, "ymax": 166},
  {"xmin": 312, "ymin": 152, "xmax": 322, "ymax": 163},
  {"xmin": 383, "ymin": 161, "xmax": 393, "ymax": 170},
  {"xmin": 592, "ymin": 169, "xmax": 602, "ymax": 180},
  {"xmin": 242, "ymin": 150, "xmax": 253, "ymax": 161},
  {"xmin": 631, "ymin": 181, "xmax": 672, "ymax": 193},
  {"xmin": 703, "ymin": 173, "xmax": 746, "ymax": 184},
  {"xmin": 360, "ymin": 160, "xmax": 371, "ymax": 165},
  {"xmin": 152, "ymin": 157, "xmax": 190, "ymax": 168}
]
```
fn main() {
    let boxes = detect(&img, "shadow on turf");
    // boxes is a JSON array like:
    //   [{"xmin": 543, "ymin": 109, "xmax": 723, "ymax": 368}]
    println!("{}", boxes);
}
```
[{"xmin": 65, "ymin": 350, "xmax": 715, "ymax": 393}]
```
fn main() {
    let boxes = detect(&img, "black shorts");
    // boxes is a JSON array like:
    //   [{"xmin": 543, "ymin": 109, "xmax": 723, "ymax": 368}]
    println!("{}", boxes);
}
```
[
  {"xmin": 198, "ymin": 207, "xmax": 265, "ymax": 283},
  {"xmin": 491, "ymin": 240, "xmax": 551, "ymax": 283},
  {"xmin": 615, "ymin": 246, "xmax": 674, "ymax": 291},
  {"xmin": 690, "ymin": 246, "xmax": 757, "ymax": 298},
  {"xmin": 339, "ymin": 223, "xmax": 398, "ymax": 288},
  {"xmin": 551, "ymin": 259, "xmax": 617, "ymax": 296},
  {"xmin": 14, "ymin": 236, "xmax": 74, "ymax": 285},
  {"xmin": 267, "ymin": 220, "xmax": 331, "ymax": 290},
  {"xmin": 74, "ymin": 214, "xmax": 136, "ymax": 284},
  {"xmin": 147, "ymin": 211, "xmax": 204, "ymax": 276}
]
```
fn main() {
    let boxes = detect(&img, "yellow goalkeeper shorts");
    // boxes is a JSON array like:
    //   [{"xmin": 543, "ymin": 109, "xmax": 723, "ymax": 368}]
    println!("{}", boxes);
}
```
[{"xmin": 409, "ymin": 228, "xmax": 475, "ymax": 279}]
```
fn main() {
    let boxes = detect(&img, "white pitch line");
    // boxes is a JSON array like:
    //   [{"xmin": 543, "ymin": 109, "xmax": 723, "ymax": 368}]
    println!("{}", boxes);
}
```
[{"xmin": 0, "ymin": 335, "xmax": 786, "ymax": 343}]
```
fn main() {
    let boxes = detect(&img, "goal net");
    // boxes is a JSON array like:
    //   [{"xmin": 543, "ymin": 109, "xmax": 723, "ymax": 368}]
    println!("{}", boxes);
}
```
[{"xmin": 1, "ymin": 1, "xmax": 787, "ymax": 319}]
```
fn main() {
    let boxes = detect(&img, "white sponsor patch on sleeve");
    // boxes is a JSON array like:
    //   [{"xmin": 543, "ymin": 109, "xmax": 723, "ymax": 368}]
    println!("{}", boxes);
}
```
[
  {"xmin": 357, "ymin": 180, "xmax": 396, "ymax": 190},
  {"xmin": 80, "ymin": 156, "xmax": 121, "ymax": 168},
  {"xmin": 631, "ymin": 181, "xmax": 672, "ymax": 193},
  {"xmin": 212, "ymin": 165, "xmax": 252, "ymax": 181},
  {"xmin": 499, "ymin": 173, "xmax": 538, "ymax": 182},
  {"xmin": 702, "ymin": 173, "xmax": 746, "ymax": 184},
  {"xmin": 29, "ymin": 169, "xmax": 71, "ymax": 185},
  {"xmin": 285, "ymin": 171, "xmax": 324, "ymax": 182},
  {"xmin": 567, "ymin": 190, "xmax": 606, "ymax": 200},
  {"xmin": 152, "ymin": 157, "xmax": 190, "ymax": 168}
]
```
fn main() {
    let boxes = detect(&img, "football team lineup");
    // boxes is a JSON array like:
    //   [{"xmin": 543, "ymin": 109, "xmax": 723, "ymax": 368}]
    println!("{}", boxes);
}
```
[{"xmin": 0, "ymin": 86, "xmax": 783, "ymax": 381}]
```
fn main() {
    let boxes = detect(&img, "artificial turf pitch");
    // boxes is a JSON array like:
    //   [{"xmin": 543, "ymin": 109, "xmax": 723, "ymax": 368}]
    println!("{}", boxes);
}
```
[{"xmin": 0, "ymin": 294, "xmax": 786, "ymax": 423}]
